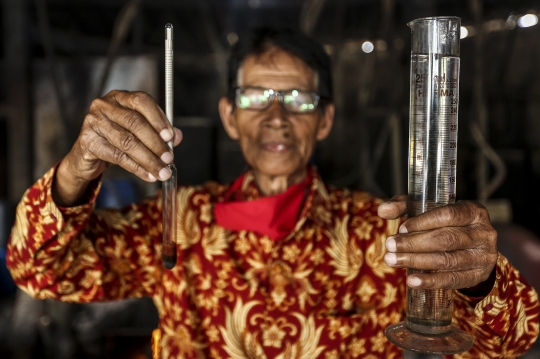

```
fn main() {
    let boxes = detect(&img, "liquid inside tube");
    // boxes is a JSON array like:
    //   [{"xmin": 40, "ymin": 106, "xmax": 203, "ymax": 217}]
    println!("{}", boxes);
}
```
[
  {"xmin": 162, "ymin": 163, "xmax": 177, "ymax": 269},
  {"xmin": 406, "ymin": 270, "xmax": 453, "ymax": 335}
]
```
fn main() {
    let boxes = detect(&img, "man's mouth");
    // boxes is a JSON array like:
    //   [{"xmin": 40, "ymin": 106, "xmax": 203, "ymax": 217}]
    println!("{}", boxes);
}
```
[{"xmin": 262, "ymin": 142, "xmax": 292, "ymax": 152}]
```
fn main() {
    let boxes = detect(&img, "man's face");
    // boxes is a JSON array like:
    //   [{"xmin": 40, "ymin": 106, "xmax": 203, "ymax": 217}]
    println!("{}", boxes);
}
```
[{"xmin": 219, "ymin": 48, "xmax": 334, "ymax": 184}]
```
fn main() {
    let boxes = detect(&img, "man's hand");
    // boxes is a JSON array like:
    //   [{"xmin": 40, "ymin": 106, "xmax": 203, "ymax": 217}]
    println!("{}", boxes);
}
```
[
  {"xmin": 53, "ymin": 90, "xmax": 183, "ymax": 207},
  {"xmin": 378, "ymin": 195, "xmax": 498, "ymax": 292}
]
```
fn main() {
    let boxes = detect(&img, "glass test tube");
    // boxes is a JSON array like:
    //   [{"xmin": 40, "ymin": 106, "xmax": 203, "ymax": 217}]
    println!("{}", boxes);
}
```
[
  {"xmin": 385, "ymin": 16, "xmax": 474, "ymax": 354},
  {"xmin": 162, "ymin": 23, "xmax": 177, "ymax": 270}
]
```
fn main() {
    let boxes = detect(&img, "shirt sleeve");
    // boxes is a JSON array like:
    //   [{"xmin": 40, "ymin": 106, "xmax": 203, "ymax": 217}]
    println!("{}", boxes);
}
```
[
  {"xmin": 450, "ymin": 253, "xmax": 539, "ymax": 358},
  {"xmin": 6, "ymin": 164, "xmax": 164, "ymax": 302}
]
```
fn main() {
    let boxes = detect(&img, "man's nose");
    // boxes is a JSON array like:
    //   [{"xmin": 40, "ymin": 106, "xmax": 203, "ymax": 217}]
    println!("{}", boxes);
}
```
[{"xmin": 264, "ymin": 99, "xmax": 289, "ymax": 129}]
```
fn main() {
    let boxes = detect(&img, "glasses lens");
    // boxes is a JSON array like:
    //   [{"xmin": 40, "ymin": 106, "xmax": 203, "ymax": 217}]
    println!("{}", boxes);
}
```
[
  {"xmin": 282, "ymin": 90, "xmax": 318, "ymax": 113},
  {"xmin": 236, "ymin": 88, "xmax": 271, "ymax": 109}
]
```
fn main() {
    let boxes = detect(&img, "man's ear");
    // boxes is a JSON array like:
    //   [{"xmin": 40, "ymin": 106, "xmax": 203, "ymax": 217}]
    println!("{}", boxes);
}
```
[
  {"xmin": 316, "ymin": 103, "xmax": 335, "ymax": 141},
  {"xmin": 219, "ymin": 97, "xmax": 240, "ymax": 140}
]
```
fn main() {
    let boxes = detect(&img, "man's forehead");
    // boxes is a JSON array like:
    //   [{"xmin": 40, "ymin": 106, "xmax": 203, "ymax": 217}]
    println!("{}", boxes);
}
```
[{"xmin": 238, "ymin": 49, "xmax": 317, "ymax": 89}]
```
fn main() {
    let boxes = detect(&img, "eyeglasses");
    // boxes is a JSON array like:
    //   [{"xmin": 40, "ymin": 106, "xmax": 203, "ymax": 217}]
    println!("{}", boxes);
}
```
[{"xmin": 235, "ymin": 86, "xmax": 321, "ymax": 114}]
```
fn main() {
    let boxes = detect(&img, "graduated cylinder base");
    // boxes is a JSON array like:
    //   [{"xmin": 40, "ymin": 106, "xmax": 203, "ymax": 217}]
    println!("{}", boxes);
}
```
[{"xmin": 385, "ymin": 321, "xmax": 474, "ymax": 354}]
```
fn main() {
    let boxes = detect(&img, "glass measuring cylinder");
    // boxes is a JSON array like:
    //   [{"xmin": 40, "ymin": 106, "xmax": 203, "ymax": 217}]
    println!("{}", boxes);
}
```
[
  {"xmin": 407, "ymin": 49, "xmax": 459, "ymax": 336},
  {"xmin": 385, "ymin": 16, "xmax": 473, "ymax": 354}
]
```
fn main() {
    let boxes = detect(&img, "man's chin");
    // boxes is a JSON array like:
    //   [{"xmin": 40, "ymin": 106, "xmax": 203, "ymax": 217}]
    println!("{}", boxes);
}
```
[{"xmin": 252, "ymin": 163, "xmax": 307, "ymax": 180}]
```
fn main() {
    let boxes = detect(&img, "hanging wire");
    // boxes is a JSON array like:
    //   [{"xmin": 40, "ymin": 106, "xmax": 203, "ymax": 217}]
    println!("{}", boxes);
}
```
[
  {"xmin": 330, "ymin": 0, "xmax": 403, "ymax": 197},
  {"xmin": 95, "ymin": 0, "xmax": 143, "ymax": 99},
  {"xmin": 197, "ymin": 0, "xmax": 227, "ymax": 94},
  {"xmin": 299, "ymin": 0, "xmax": 327, "ymax": 35},
  {"xmin": 469, "ymin": 0, "xmax": 507, "ymax": 202},
  {"xmin": 470, "ymin": 122, "xmax": 507, "ymax": 201},
  {"xmin": 34, "ymin": 0, "xmax": 71, "ymax": 148}
]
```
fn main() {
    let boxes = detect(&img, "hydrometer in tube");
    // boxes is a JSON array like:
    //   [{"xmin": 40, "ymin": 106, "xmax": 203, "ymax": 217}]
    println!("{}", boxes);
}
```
[
  {"xmin": 384, "ymin": 16, "xmax": 474, "ymax": 354},
  {"xmin": 162, "ymin": 23, "xmax": 177, "ymax": 270}
]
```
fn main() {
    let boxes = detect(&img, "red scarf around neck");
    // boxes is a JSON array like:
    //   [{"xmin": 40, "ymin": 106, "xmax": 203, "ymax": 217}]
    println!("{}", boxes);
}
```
[{"xmin": 213, "ymin": 169, "xmax": 312, "ymax": 241}]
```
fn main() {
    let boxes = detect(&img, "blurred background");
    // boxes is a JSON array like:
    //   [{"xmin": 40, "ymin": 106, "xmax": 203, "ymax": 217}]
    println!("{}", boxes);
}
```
[{"xmin": 1, "ymin": 0, "xmax": 540, "ymax": 358}]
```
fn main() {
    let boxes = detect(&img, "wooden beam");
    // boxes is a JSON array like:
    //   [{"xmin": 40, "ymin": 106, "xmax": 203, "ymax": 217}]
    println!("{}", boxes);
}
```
[{"xmin": 2, "ymin": 0, "xmax": 32, "ymax": 202}]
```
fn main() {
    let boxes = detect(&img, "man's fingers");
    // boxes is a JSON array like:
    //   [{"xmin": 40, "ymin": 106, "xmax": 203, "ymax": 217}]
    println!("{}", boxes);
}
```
[
  {"xmin": 385, "ymin": 227, "xmax": 479, "ymax": 253},
  {"xmin": 108, "ymin": 107, "xmax": 172, "ymax": 162},
  {"xmin": 85, "ymin": 136, "xmax": 161, "ymax": 182},
  {"xmin": 90, "ymin": 117, "xmax": 173, "ymax": 181},
  {"xmin": 93, "ymin": 93, "xmax": 174, "ymax": 160},
  {"xmin": 384, "ymin": 249, "xmax": 494, "ymax": 272},
  {"xmin": 378, "ymin": 194, "xmax": 408, "ymax": 220},
  {"xmin": 406, "ymin": 267, "xmax": 491, "ymax": 290},
  {"xmin": 70, "ymin": 90, "xmax": 181, "ymax": 183},
  {"xmin": 379, "ymin": 198, "xmax": 498, "ymax": 290},
  {"xmin": 173, "ymin": 127, "xmax": 183, "ymax": 147},
  {"xmin": 109, "ymin": 90, "xmax": 173, "ymax": 141},
  {"xmin": 401, "ymin": 201, "xmax": 490, "ymax": 233}
]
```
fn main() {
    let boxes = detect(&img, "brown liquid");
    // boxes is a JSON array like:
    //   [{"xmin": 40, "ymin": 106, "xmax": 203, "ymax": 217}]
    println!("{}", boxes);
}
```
[{"xmin": 162, "ymin": 252, "xmax": 177, "ymax": 270}]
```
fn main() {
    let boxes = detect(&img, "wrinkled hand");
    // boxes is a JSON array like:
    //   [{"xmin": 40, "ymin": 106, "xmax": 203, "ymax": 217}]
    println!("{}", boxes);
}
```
[
  {"xmin": 377, "ymin": 195, "xmax": 498, "ymax": 291},
  {"xmin": 54, "ymin": 90, "xmax": 182, "ymax": 206},
  {"xmin": 69, "ymin": 90, "xmax": 182, "ymax": 182}
]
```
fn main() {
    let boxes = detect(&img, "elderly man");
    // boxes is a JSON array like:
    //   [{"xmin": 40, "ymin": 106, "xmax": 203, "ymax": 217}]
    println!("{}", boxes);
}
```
[{"xmin": 7, "ymin": 27, "xmax": 538, "ymax": 358}]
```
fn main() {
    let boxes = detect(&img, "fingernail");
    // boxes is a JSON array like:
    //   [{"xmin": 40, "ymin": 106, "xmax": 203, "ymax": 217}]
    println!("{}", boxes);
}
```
[
  {"xmin": 399, "ymin": 224, "xmax": 408, "ymax": 233},
  {"xmin": 386, "ymin": 237, "xmax": 397, "ymax": 252},
  {"xmin": 159, "ymin": 167, "xmax": 172, "ymax": 181},
  {"xmin": 160, "ymin": 129, "xmax": 173, "ymax": 142},
  {"xmin": 408, "ymin": 277, "xmax": 422, "ymax": 287},
  {"xmin": 161, "ymin": 151, "xmax": 173, "ymax": 164},
  {"xmin": 173, "ymin": 127, "xmax": 183, "ymax": 143},
  {"xmin": 384, "ymin": 253, "xmax": 397, "ymax": 266},
  {"xmin": 148, "ymin": 173, "xmax": 157, "ymax": 182}
]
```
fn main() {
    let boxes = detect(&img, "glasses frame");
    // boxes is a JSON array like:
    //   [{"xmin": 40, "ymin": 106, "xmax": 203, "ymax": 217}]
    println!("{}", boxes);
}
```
[{"xmin": 234, "ymin": 86, "xmax": 321, "ymax": 114}]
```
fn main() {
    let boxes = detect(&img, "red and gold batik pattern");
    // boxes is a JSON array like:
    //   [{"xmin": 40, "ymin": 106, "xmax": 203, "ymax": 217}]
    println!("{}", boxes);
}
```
[{"xmin": 7, "ymin": 165, "xmax": 539, "ymax": 358}]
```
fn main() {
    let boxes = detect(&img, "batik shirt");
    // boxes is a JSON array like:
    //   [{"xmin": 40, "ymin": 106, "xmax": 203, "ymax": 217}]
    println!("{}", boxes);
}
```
[{"xmin": 7, "ymin": 165, "xmax": 539, "ymax": 359}]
